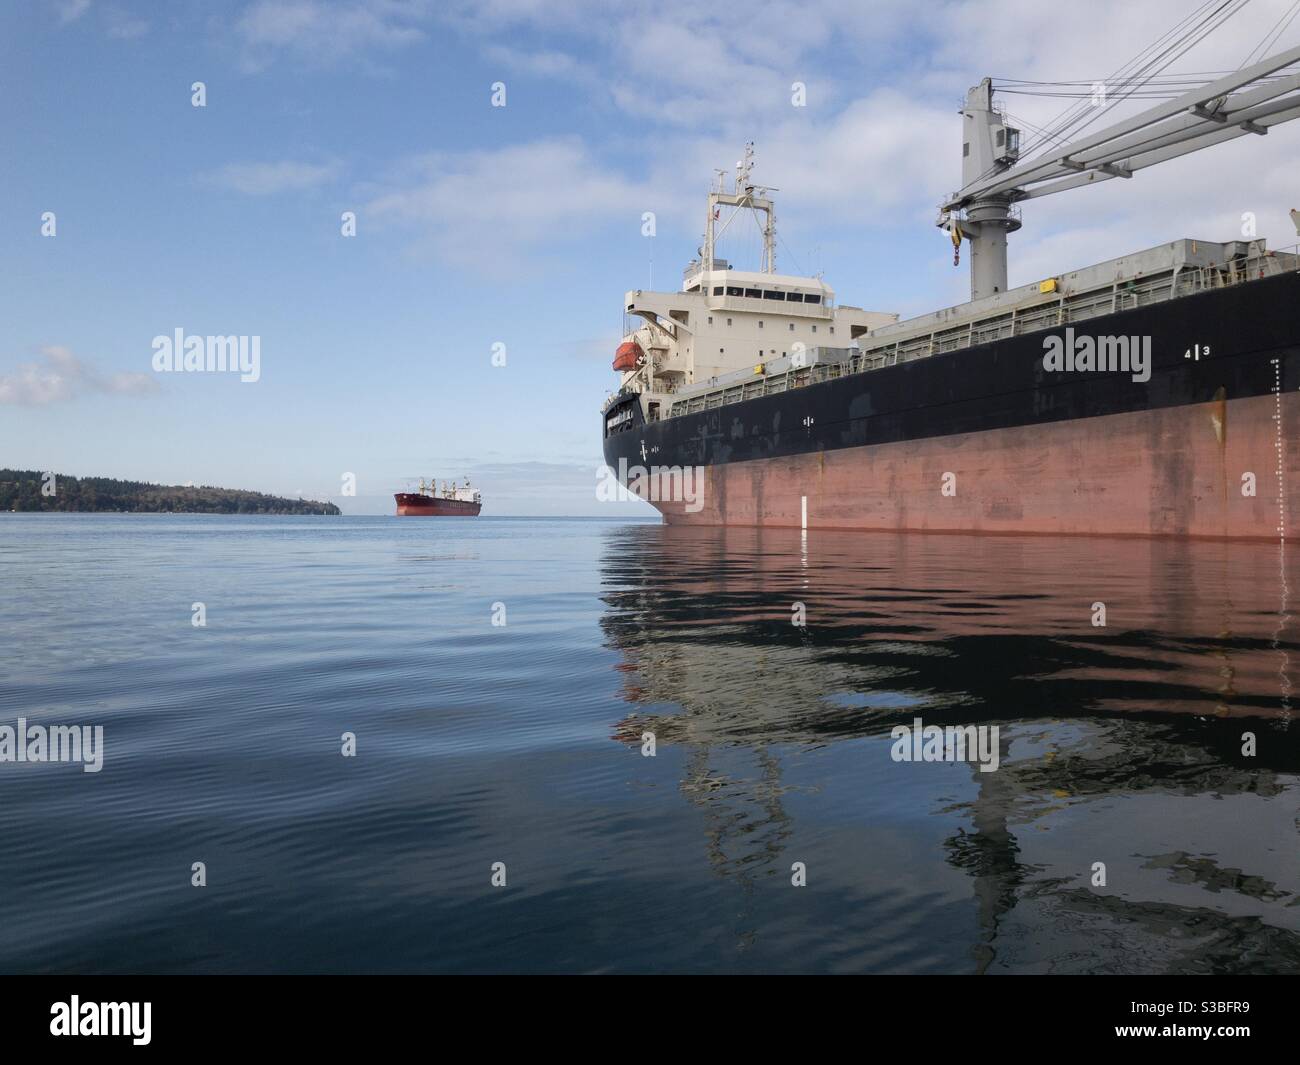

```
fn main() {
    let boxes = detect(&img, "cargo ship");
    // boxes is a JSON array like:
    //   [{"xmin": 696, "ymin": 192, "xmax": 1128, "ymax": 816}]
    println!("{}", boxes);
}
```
[
  {"xmin": 394, "ymin": 478, "xmax": 482, "ymax": 517},
  {"xmin": 602, "ymin": 47, "xmax": 1300, "ymax": 541}
]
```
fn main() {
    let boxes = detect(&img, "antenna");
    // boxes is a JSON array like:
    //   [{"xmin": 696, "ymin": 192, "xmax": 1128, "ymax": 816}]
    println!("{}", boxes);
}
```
[
  {"xmin": 703, "ymin": 144, "xmax": 779, "ymax": 275},
  {"xmin": 736, "ymin": 142, "xmax": 754, "ymax": 190}
]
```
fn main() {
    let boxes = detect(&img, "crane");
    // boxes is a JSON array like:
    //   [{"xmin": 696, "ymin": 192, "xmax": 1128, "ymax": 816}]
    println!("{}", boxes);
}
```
[{"xmin": 940, "ymin": 42, "xmax": 1300, "ymax": 301}]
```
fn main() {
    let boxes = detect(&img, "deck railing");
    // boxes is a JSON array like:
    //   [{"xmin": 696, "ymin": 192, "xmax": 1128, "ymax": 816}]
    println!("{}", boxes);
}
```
[{"xmin": 664, "ymin": 246, "xmax": 1299, "ymax": 419}]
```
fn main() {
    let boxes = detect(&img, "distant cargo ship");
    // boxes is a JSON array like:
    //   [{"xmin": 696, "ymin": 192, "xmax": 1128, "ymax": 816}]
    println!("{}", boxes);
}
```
[{"xmin": 395, "ymin": 478, "xmax": 482, "ymax": 517}]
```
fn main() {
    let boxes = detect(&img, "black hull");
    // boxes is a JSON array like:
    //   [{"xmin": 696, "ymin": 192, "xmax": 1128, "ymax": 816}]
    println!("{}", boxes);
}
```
[
  {"xmin": 605, "ymin": 270, "xmax": 1300, "ymax": 470},
  {"xmin": 601, "ymin": 270, "xmax": 1300, "ymax": 539}
]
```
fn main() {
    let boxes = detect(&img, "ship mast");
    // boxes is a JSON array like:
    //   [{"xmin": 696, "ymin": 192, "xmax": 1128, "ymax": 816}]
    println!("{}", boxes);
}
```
[
  {"xmin": 703, "ymin": 143, "xmax": 778, "ymax": 274},
  {"xmin": 941, "ymin": 41, "xmax": 1300, "ymax": 301}
]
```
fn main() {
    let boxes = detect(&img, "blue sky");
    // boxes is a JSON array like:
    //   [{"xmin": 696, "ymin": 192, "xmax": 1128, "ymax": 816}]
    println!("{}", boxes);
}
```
[{"xmin": 4, "ymin": 0, "xmax": 1299, "ymax": 513}]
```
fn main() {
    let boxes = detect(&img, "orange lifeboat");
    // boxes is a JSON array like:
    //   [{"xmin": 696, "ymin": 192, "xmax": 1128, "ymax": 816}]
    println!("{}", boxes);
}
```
[{"xmin": 613, "ymin": 341, "xmax": 643, "ymax": 372}]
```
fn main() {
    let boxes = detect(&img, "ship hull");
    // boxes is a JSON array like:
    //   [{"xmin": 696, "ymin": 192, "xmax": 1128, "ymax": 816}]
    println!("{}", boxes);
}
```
[
  {"xmin": 603, "ymin": 270, "xmax": 1300, "ymax": 540},
  {"xmin": 394, "ymin": 494, "xmax": 482, "ymax": 517}
]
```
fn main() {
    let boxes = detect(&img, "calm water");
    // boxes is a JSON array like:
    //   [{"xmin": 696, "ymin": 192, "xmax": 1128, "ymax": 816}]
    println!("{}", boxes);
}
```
[{"xmin": 2, "ymin": 514, "xmax": 1298, "ymax": 974}]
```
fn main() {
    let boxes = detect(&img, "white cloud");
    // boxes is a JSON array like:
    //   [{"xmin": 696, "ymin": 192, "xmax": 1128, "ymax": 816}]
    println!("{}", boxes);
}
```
[
  {"xmin": 235, "ymin": 0, "xmax": 432, "ymax": 65},
  {"xmin": 104, "ymin": 8, "xmax": 149, "ymax": 39},
  {"xmin": 439, "ymin": 0, "xmax": 923, "ymax": 123},
  {"xmin": 365, "ymin": 138, "xmax": 652, "ymax": 272},
  {"xmin": 0, "ymin": 346, "xmax": 158, "ymax": 407},
  {"xmin": 52, "ymin": 1, "xmax": 149, "ymax": 38},
  {"xmin": 53, "ymin": 0, "xmax": 91, "ymax": 25},
  {"xmin": 205, "ymin": 159, "xmax": 341, "ymax": 195},
  {"xmin": 358, "ymin": 89, "xmax": 957, "ymax": 277},
  {"xmin": 438, "ymin": 0, "xmax": 1300, "ymax": 235},
  {"xmin": 681, "ymin": 90, "xmax": 955, "ymax": 220},
  {"xmin": 239, "ymin": 0, "xmax": 1300, "ymax": 297},
  {"xmin": 481, "ymin": 43, "xmax": 592, "ymax": 82}
]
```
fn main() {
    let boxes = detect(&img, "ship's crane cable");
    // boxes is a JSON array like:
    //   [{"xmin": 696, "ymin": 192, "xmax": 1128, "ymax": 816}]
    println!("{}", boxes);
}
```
[
  {"xmin": 1059, "ymin": 0, "xmax": 1248, "ymax": 145},
  {"xmin": 1001, "ymin": 110, "xmax": 1076, "ymax": 151},
  {"xmin": 1241, "ymin": 0, "xmax": 1300, "ymax": 66},
  {"xmin": 958, "ymin": 0, "xmax": 1246, "ymax": 194},
  {"xmin": 995, "ymin": 70, "xmax": 1284, "ymax": 84},
  {"xmin": 995, "ymin": 73, "xmax": 1292, "ymax": 98},
  {"xmin": 1017, "ymin": 0, "xmax": 1252, "ymax": 163},
  {"xmin": 1051, "ymin": 0, "xmax": 1283, "ymax": 149},
  {"xmin": 712, "ymin": 206, "xmax": 757, "ymax": 273},
  {"xmin": 776, "ymin": 230, "xmax": 806, "ymax": 278},
  {"xmin": 997, "ymin": 0, "xmax": 1300, "ymax": 99},
  {"xmin": 1012, "ymin": 0, "xmax": 1246, "ymax": 161},
  {"xmin": 1005, "ymin": 0, "xmax": 1224, "ymax": 160}
]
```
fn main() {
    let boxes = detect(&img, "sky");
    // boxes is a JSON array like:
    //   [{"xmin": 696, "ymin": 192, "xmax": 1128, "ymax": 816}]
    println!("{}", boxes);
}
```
[{"xmin": 3, "ymin": 0, "xmax": 1300, "ymax": 514}]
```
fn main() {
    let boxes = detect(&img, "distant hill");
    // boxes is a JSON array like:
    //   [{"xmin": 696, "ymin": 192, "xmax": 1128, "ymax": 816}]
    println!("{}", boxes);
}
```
[{"xmin": 0, "ymin": 469, "xmax": 341, "ymax": 515}]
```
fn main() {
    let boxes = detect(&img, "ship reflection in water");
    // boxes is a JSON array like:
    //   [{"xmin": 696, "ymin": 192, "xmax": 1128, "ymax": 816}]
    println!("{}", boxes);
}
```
[{"xmin": 599, "ymin": 525, "xmax": 1300, "ymax": 973}]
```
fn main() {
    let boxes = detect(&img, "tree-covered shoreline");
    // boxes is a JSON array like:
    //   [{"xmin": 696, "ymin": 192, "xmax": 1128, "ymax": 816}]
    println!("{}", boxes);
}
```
[{"xmin": 0, "ymin": 470, "xmax": 341, "ymax": 515}]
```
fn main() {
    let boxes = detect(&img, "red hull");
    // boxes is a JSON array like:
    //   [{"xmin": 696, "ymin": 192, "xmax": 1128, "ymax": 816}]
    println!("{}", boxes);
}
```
[
  {"xmin": 394, "ymin": 493, "xmax": 482, "ymax": 517},
  {"xmin": 648, "ymin": 392, "xmax": 1299, "ymax": 540}
]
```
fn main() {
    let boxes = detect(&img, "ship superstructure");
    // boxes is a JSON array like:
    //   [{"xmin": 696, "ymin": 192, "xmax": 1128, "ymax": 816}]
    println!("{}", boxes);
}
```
[{"xmin": 608, "ymin": 144, "xmax": 897, "ymax": 430}]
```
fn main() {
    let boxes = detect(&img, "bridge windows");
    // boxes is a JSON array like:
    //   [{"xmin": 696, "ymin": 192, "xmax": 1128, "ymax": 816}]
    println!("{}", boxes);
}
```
[{"xmin": 703, "ymin": 283, "xmax": 824, "ymax": 305}]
